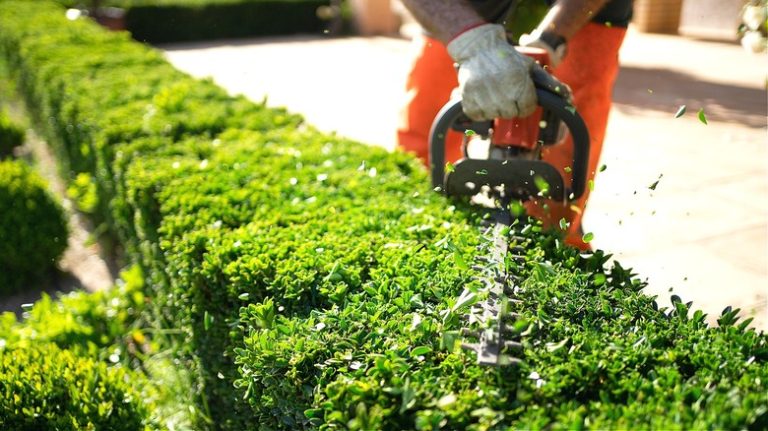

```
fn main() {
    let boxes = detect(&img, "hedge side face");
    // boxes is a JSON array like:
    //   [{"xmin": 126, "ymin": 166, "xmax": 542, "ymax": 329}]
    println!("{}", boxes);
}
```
[{"xmin": 1, "ymin": 2, "xmax": 766, "ymax": 430}]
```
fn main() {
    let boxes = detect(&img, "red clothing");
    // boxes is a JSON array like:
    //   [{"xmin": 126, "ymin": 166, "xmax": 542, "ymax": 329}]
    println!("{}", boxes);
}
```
[{"xmin": 396, "ymin": 22, "xmax": 627, "ymax": 249}]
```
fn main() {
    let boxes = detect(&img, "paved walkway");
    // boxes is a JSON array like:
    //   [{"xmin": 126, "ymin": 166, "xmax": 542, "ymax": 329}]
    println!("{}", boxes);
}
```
[{"xmin": 162, "ymin": 29, "xmax": 767, "ymax": 330}]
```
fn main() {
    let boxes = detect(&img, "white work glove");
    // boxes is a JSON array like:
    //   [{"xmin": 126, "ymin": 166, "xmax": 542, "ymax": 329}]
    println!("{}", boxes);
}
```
[
  {"xmin": 519, "ymin": 30, "xmax": 566, "ymax": 68},
  {"xmin": 447, "ymin": 23, "xmax": 537, "ymax": 121}
]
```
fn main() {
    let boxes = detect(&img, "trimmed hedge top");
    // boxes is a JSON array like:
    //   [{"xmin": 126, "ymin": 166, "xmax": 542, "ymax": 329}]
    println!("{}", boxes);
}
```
[{"xmin": 0, "ymin": 2, "xmax": 766, "ymax": 430}]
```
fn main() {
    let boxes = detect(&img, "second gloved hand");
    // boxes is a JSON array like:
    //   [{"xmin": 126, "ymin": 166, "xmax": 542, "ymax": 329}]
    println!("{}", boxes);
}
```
[{"xmin": 447, "ymin": 23, "xmax": 537, "ymax": 121}]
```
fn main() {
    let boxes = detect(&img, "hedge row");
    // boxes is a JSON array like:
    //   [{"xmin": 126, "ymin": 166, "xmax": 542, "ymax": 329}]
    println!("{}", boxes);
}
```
[
  {"xmin": 60, "ymin": 0, "xmax": 332, "ymax": 44},
  {"xmin": 1, "ymin": 1, "xmax": 766, "ymax": 429}
]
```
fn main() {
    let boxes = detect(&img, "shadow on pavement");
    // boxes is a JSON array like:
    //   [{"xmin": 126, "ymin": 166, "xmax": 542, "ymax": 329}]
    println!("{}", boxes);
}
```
[{"xmin": 613, "ymin": 66, "xmax": 767, "ymax": 128}]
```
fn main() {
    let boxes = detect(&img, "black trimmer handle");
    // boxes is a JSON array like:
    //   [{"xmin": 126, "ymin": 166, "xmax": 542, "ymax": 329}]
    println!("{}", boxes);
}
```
[{"xmin": 429, "ymin": 83, "xmax": 590, "ymax": 202}]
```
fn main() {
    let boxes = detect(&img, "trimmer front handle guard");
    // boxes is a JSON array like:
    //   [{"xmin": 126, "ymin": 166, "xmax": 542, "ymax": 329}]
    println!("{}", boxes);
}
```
[{"xmin": 429, "ymin": 70, "xmax": 590, "ymax": 203}]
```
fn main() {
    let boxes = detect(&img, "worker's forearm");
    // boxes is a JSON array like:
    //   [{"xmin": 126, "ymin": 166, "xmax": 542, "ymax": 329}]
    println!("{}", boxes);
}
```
[
  {"xmin": 536, "ymin": 0, "xmax": 612, "ymax": 40},
  {"xmin": 400, "ymin": 0, "xmax": 485, "ymax": 43}
]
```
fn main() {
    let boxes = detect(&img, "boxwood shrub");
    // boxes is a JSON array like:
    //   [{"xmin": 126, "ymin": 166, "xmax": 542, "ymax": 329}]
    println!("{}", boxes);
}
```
[
  {"xmin": 123, "ymin": 0, "xmax": 330, "ymax": 44},
  {"xmin": 0, "ymin": 159, "xmax": 68, "ymax": 296},
  {"xmin": 0, "ymin": 1, "xmax": 766, "ymax": 429},
  {"xmin": 0, "ymin": 343, "xmax": 155, "ymax": 431},
  {"xmin": 0, "ymin": 266, "xmax": 199, "ymax": 429},
  {"xmin": 57, "ymin": 0, "xmax": 331, "ymax": 44}
]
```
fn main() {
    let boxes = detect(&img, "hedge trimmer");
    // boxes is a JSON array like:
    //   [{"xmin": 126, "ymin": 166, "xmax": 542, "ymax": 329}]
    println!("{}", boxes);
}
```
[{"xmin": 429, "ymin": 48, "xmax": 590, "ymax": 366}]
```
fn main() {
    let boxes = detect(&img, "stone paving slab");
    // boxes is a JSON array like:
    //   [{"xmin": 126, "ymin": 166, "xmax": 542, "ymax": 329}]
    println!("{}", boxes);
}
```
[{"xmin": 162, "ymin": 28, "xmax": 767, "ymax": 329}]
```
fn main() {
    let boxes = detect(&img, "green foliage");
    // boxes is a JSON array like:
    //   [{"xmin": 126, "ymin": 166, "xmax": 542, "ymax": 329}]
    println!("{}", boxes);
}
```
[
  {"xmin": 0, "ymin": 108, "xmax": 24, "ymax": 158},
  {"xmin": 0, "ymin": 344, "xmax": 151, "ymax": 430},
  {"xmin": 55, "ymin": 0, "xmax": 332, "ymax": 44},
  {"xmin": 0, "ymin": 2, "xmax": 766, "ymax": 430},
  {"xmin": 0, "ymin": 159, "xmax": 68, "ymax": 295},
  {"xmin": 0, "ymin": 268, "xmax": 172, "ymax": 428},
  {"xmin": 1, "ymin": 266, "xmax": 147, "ymax": 362},
  {"xmin": 66, "ymin": 171, "xmax": 99, "ymax": 213},
  {"xmin": 123, "ymin": 0, "xmax": 330, "ymax": 44},
  {"xmin": 0, "ymin": 266, "xmax": 195, "ymax": 429}
]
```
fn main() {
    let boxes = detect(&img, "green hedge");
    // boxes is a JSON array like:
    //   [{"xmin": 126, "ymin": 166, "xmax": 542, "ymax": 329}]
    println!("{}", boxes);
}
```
[
  {"xmin": 0, "ymin": 344, "xmax": 153, "ymax": 431},
  {"xmin": 0, "ymin": 160, "xmax": 68, "ymax": 295},
  {"xmin": 0, "ymin": 266, "xmax": 192, "ymax": 429},
  {"xmin": 0, "ymin": 108, "xmax": 24, "ymax": 158},
  {"xmin": 0, "ymin": 267, "xmax": 157, "ymax": 429},
  {"xmin": 59, "ymin": 0, "xmax": 332, "ymax": 44},
  {"xmin": 1, "ymin": 1, "xmax": 766, "ymax": 430},
  {"xmin": 124, "ymin": 0, "xmax": 330, "ymax": 44}
]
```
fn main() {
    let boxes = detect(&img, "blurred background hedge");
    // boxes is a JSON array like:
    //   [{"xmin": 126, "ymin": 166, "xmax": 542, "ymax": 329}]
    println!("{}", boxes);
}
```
[
  {"xmin": 0, "ymin": 160, "xmax": 68, "ymax": 296},
  {"xmin": 60, "ymin": 0, "xmax": 335, "ymax": 43},
  {"xmin": 0, "ymin": 109, "xmax": 24, "ymax": 159}
]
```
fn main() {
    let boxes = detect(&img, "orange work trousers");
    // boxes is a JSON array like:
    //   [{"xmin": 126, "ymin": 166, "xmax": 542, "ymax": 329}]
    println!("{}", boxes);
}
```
[{"xmin": 397, "ymin": 23, "xmax": 627, "ymax": 249}]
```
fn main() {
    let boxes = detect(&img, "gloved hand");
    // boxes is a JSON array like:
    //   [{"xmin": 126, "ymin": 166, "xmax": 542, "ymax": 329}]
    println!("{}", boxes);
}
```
[
  {"xmin": 447, "ymin": 23, "xmax": 537, "ymax": 121},
  {"xmin": 519, "ymin": 30, "xmax": 567, "ymax": 68}
]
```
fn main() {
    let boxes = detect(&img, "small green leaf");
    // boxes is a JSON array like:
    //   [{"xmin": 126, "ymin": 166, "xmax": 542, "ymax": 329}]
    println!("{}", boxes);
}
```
[
  {"xmin": 238, "ymin": 293, "xmax": 250, "ymax": 300},
  {"xmin": 445, "ymin": 162, "xmax": 455, "ymax": 173},
  {"xmin": 204, "ymin": 311, "xmax": 213, "ymax": 331},
  {"xmin": 510, "ymin": 200, "xmax": 525, "ymax": 217},
  {"xmin": 411, "ymin": 346, "xmax": 431, "ymax": 357},
  {"xmin": 697, "ymin": 108, "xmax": 708, "ymax": 125},
  {"xmin": 437, "ymin": 393, "xmax": 457, "ymax": 409},
  {"xmin": 582, "ymin": 232, "xmax": 594, "ymax": 243},
  {"xmin": 546, "ymin": 338, "xmax": 569, "ymax": 353},
  {"xmin": 559, "ymin": 218, "xmax": 568, "ymax": 230},
  {"xmin": 599, "ymin": 164, "xmax": 607, "ymax": 172},
  {"xmin": 452, "ymin": 288, "xmax": 477, "ymax": 312},
  {"xmin": 564, "ymin": 166, "xmax": 572, "ymax": 173},
  {"xmin": 593, "ymin": 273, "xmax": 607, "ymax": 286},
  {"xmin": 674, "ymin": 105, "xmax": 687, "ymax": 118},
  {"xmin": 588, "ymin": 179, "xmax": 595, "ymax": 191},
  {"xmin": 649, "ymin": 174, "xmax": 663, "ymax": 190},
  {"xmin": 464, "ymin": 129, "xmax": 476, "ymax": 137},
  {"xmin": 453, "ymin": 250, "xmax": 469, "ymax": 270}
]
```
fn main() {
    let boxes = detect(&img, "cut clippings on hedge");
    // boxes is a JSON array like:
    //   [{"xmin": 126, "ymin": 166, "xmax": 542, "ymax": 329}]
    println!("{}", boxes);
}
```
[{"xmin": 0, "ymin": 1, "xmax": 766, "ymax": 430}]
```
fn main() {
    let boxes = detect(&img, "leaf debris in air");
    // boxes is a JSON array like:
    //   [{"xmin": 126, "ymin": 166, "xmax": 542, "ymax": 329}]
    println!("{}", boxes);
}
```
[
  {"xmin": 675, "ymin": 105, "xmax": 687, "ymax": 118},
  {"xmin": 649, "ymin": 174, "xmax": 663, "ymax": 191},
  {"xmin": 697, "ymin": 108, "xmax": 708, "ymax": 125}
]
